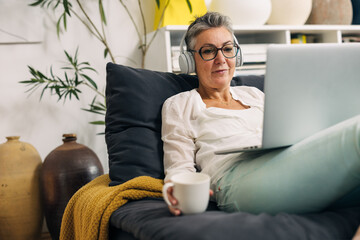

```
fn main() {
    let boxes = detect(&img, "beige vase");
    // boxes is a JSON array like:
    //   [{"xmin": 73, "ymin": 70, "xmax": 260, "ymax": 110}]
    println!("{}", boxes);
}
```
[
  {"xmin": 267, "ymin": 0, "xmax": 312, "ymax": 25},
  {"xmin": 209, "ymin": 0, "xmax": 272, "ymax": 25},
  {"xmin": 0, "ymin": 136, "xmax": 43, "ymax": 240}
]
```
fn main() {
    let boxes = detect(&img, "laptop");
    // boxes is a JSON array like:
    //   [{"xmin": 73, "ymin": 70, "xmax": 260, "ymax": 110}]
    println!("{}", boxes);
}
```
[{"xmin": 215, "ymin": 43, "xmax": 360, "ymax": 154}]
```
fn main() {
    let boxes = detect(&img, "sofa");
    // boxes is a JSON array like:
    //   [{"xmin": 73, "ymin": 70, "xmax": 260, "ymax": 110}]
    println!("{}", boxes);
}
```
[{"xmin": 104, "ymin": 62, "xmax": 360, "ymax": 240}]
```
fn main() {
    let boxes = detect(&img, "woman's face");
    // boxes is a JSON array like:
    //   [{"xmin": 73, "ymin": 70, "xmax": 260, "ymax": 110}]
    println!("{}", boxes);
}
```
[{"xmin": 193, "ymin": 27, "xmax": 236, "ymax": 90}]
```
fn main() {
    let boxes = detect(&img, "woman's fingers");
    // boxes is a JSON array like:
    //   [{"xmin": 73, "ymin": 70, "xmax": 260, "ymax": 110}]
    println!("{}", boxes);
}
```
[
  {"xmin": 168, "ymin": 205, "xmax": 181, "ymax": 216},
  {"xmin": 166, "ymin": 186, "xmax": 181, "ymax": 216},
  {"xmin": 167, "ymin": 186, "xmax": 178, "ymax": 205}
]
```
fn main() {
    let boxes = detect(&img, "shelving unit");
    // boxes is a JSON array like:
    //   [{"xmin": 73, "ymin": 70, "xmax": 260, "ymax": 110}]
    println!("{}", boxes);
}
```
[{"xmin": 144, "ymin": 25, "xmax": 360, "ymax": 75}]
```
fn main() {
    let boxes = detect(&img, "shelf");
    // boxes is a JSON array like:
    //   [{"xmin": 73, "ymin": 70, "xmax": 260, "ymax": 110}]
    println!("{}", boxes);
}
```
[{"xmin": 144, "ymin": 25, "xmax": 360, "ymax": 74}]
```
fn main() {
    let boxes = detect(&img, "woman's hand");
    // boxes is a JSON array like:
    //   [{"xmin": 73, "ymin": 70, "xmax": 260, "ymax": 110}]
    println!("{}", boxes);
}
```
[{"xmin": 164, "ymin": 186, "xmax": 214, "ymax": 216}]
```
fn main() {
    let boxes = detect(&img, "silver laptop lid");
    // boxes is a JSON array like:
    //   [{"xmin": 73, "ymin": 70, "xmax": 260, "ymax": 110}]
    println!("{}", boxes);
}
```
[{"xmin": 262, "ymin": 43, "xmax": 360, "ymax": 149}]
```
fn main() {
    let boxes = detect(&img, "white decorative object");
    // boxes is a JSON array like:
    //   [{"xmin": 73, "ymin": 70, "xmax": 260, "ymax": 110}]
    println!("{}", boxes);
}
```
[
  {"xmin": 267, "ymin": 0, "xmax": 312, "ymax": 25},
  {"xmin": 208, "ymin": 0, "xmax": 272, "ymax": 25}
]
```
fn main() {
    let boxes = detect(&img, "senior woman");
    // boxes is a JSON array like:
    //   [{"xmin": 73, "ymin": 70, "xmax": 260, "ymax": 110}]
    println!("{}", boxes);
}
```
[{"xmin": 161, "ymin": 12, "xmax": 360, "ymax": 217}]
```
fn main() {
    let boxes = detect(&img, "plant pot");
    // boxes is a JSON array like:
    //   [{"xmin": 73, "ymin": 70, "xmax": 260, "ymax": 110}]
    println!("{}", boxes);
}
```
[
  {"xmin": 306, "ymin": 0, "xmax": 353, "ymax": 25},
  {"xmin": 0, "ymin": 136, "xmax": 43, "ymax": 240},
  {"xmin": 41, "ymin": 133, "xmax": 104, "ymax": 240},
  {"xmin": 267, "ymin": 0, "xmax": 312, "ymax": 25},
  {"xmin": 208, "ymin": 0, "xmax": 272, "ymax": 25}
]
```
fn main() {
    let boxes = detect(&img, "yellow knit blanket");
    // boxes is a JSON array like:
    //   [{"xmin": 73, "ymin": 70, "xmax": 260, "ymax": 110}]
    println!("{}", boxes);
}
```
[{"xmin": 60, "ymin": 174, "xmax": 164, "ymax": 240}]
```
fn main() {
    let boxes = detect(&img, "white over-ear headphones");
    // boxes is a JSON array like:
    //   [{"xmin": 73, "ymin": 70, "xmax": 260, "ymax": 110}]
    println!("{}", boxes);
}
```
[{"xmin": 178, "ymin": 32, "xmax": 243, "ymax": 74}]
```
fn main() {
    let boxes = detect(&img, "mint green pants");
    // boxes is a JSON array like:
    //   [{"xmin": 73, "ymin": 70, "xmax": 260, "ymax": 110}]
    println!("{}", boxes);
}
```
[{"xmin": 215, "ymin": 115, "xmax": 360, "ymax": 215}]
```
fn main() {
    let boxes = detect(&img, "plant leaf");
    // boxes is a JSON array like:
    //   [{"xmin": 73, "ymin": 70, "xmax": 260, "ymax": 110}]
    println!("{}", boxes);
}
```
[
  {"xmin": 89, "ymin": 104, "xmax": 104, "ymax": 111},
  {"xmin": 63, "ymin": 0, "xmax": 70, "ymax": 15},
  {"xmin": 73, "ymin": 90, "xmax": 80, "ymax": 100},
  {"xmin": 61, "ymin": 67, "xmax": 73, "ymax": 70},
  {"xmin": 80, "ymin": 66, "xmax": 97, "ymax": 73},
  {"xmin": 56, "ymin": 15, "xmax": 62, "ymax": 38},
  {"xmin": 50, "ymin": 65, "xmax": 55, "ymax": 78},
  {"xmin": 63, "ymin": 12, "xmax": 67, "ymax": 30},
  {"xmin": 186, "ymin": 0, "xmax": 192, "ymax": 13},
  {"xmin": 54, "ymin": 1, "xmax": 61, "ymax": 9},
  {"xmin": 74, "ymin": 46, "xmax": 79, "ymax": 65},
  {"xmin": 99, "ymin": 0, "xmax": 107, "ymax": 25},
  {"xmin": 40, "ymin": 85, "xmax": 49, "ymax": 100},
  {"xmin": 29, "ymin": 0, "xmax": 44, "ymax": 7},
  {"xmin": 89, "ymin": 120, "xmax": 105, "ymax": 125},
  {"xmin": 36, "ymin": 70, "xmax": 48, "ymax": 80},
  {"xmin": 98, "ymin": 101, "xmax": 106, "ymax": 108},
  {"xmin": 74, "ymin": 73, "xmax": 79, "ymax": 85},
  {"xmin": 78, "ymin": 61, "xmax": 91, "ymax": 66},
  {"xmin": 104, "ymin": 48, "xmax": 109, "ymax": 58},
  {"xmin": 80, "ymin": 74, "xmax": 98, "ymax": 90},
  {"xmin": 64, "ymin": 50, "xmax": 73, "ymax": 65}
]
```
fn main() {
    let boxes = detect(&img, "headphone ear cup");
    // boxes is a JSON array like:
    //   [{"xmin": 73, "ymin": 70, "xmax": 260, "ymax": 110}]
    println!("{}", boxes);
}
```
[
  {"xmin": 179, "ymin": 53, "xmax": 189, "ymax": 74},
  {"xmin": 187, "ymin": 52, "xmax": 196, "ymax": 73},
  {"xmin": 179, "ymin": 51, "xmax": 195, "ymax": 74},
  {"xmin": 235, "ymin": 45, "xmax": 243, "ymax": 67}
]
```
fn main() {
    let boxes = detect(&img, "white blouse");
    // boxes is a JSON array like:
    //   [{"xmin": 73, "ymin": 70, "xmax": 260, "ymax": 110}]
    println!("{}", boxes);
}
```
[{"xmin": 161, "ymin": 86, "xmax": 265, "ymax": 191}]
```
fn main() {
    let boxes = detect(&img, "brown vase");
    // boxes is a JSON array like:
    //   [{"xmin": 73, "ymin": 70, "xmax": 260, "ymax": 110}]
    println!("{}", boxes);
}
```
[
  {"xmin": 41, "ymin": 133, "xmax": 104, "ymax": 240},
  {"xmin": 306, "ymin": 0, "xmax": 353, "ymax": 25},
  {"xmin": 0, "ymin": 136, "xmax": 43, "ymax": 240}
]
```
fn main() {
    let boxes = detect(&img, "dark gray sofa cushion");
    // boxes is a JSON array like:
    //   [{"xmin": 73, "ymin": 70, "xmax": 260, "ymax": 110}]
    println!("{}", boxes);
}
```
[
  {"xmin": 105, "ymin": 63, "xmax": 263, "ymax": 186},
  {"xmin": 110, "ymin": 199, "xmax": 360, "ymax": 240}
]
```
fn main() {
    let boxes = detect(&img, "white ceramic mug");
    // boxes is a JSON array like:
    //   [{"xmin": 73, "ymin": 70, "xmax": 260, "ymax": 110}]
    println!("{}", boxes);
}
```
[{"xmin": 163, "ymin": 172, "xmax": 210, "ymax": 214}]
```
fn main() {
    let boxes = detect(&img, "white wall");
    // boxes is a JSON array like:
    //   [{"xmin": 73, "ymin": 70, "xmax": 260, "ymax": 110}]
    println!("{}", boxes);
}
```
[{"xmin": 0, "ymin": 0, "xmax": 156, "ymax": 173}]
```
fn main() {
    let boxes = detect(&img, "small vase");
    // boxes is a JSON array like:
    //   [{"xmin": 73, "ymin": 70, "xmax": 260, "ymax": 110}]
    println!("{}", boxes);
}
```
[
  {"xmin": 0, "ymin": 136, "xmax": 43, "ymax": 240},
  {"xmin": 208, "ymin": 0, "xmax": 272, "ymax": 25},
  {"xmin": 306, "ymin": 0, "xmax": 353, "ymax": 25},
  {"xmin": 267, "ymin": 0, "xmax": 312, "ymax": 25},
  {"xmin": 41, "ymin": 134, "xmax": 104, "ymax": 240}
]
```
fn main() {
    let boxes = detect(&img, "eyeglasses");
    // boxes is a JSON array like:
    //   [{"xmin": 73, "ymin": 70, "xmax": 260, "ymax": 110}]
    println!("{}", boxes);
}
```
[{"xmin": 189, "ymin": 43, "xmax": 240, "ymax": 61}]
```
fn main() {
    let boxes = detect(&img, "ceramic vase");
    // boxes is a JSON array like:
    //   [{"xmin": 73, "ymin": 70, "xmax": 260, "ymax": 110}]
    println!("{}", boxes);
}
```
[
  {"xmin": 306, "ymin": 0, "xmax": 353, "ymax": 25},
  {"xmin": 41, "ymin": 134, "xmax": 104, "ymax": 240},
  {"xmin": 351, "ymin": 0, "xmax": 360, "ymax": 24},
  {"xmin": 0, "ymin": 136, "xmax": 43, "ymax": 240},
  {"xmin": 154, "ymin": 0, "xmax": 207, "ymax": 29},
  {"xmin": 208, "ymin": 0, "xmax": 272, "ymax": 25},
  {"xmin": 267, "ymin": 0, "xmax": 312, "ymax": 25}
]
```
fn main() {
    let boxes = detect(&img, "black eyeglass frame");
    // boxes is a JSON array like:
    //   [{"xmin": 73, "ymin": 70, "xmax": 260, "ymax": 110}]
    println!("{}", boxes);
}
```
[{"xmin": 188, "ymin": 43, "xmax": 240, "ymax": 61}]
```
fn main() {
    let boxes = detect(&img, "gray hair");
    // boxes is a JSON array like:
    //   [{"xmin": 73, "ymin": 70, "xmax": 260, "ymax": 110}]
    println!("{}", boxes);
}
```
[{"xmin": 185, "ymin": 12, "xmax": 234, "ymax": 50}]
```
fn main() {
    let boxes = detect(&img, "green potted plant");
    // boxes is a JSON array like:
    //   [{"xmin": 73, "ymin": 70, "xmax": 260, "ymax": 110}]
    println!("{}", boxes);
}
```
[{"xmin": 20, "ymin": 0, "xmax": 194, "ymax": 131}]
